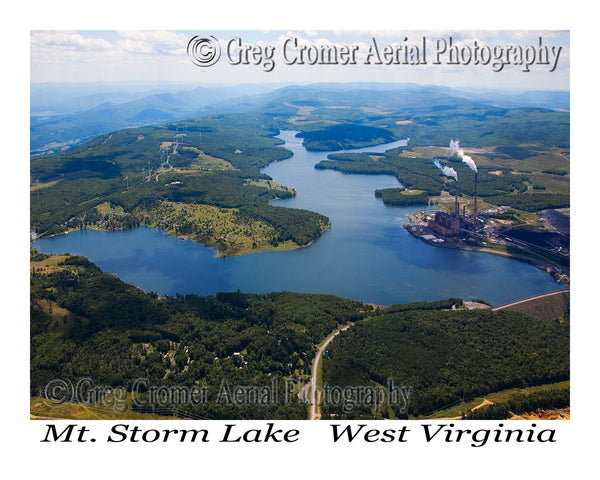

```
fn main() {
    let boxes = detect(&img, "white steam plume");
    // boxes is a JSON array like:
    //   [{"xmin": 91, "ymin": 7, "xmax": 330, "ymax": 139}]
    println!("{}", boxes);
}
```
[
  {"xmin": 433, "ymin": 158, "xmax": 458, "ymax": 181},
  {"xmin": 449, "ymin": 139, "xmax": 477, "ymax": 172}
]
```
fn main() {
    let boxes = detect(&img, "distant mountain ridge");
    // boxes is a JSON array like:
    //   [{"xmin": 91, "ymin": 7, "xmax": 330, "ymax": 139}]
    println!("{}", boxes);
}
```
[
  {"xmin": 30, "ymin": 82, "xmax": 569, "ymax": 156},
  {"xmin": 30, "ymin": 83, "xmax": 280, "ymax": 155}
]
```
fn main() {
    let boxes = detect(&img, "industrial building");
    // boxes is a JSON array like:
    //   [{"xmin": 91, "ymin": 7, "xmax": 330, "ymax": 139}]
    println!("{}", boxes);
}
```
[
  {"xmin": 407, "ymin": 165, "xmax": 482, "ymax": 244},
  {"xmin": 428, "ymin": 211, "xmax": 460, "ymax": 237},
  {"xmin": 429, "ymin": 172, "xmax": 479, "ymax": 237}
]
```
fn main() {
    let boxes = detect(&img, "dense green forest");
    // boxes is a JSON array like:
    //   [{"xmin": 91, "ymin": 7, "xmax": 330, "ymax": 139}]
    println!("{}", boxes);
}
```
[
  {"xmin": 31, "ymin": 251, "xmax": 569, "ymax": 420},
  {"xmin": 375, "ymin": 188, "xmax": 430, "ymax": 206},
  {"xmin": 396, "ymin": 107, "xmax": 569, "ymax": 150},
  {"xmin": 484, "ymin": 193, "xmax": 570, "ymax": 212},
  {"xmin": 317, "ymin": 151, "xmax": 532, "ymax": 198},
  {"xmin": 30, "ymin": 87, "xmax": 570, "ymax": 419},
  {"xmin": 316, "ymin": 148, "xmax": 568, "ymax": 212},
  {"xmin": 30, "ymin": 251, "xmax": 367, "ymax": 419},
  {"xmin": 30, "ymin": 115, "xmax": 331, "ymax": 253},
  {"xmin": 236, "ymin": 205, "xmax": 330, "ymax": 246},
  {"xmin": 296, "ymin": 124, "xmax": 400, "ymax": 151},
  {"xmin": 31, "ymin": 87, "xmax": 570, "ymax": 245},
  {"xmin": 321, "ymin": 307, "xmax": 569, "ymax": 419}
]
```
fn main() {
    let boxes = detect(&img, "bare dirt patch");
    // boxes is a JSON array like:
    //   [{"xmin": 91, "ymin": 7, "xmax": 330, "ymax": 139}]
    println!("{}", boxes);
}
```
[
  {"xmin": 31, "ymin": 179, "xmax": 60, "ymax": 191},
  {"xmin": 471, "ymin": 399, "xmax": 494, "ymax": 411},
  {"xmin": 464, "ymin": 301, "xmax": 492, "ymax": 310},
  {"xmin": 438, "ymin": 399, "xmax": 495, "ymax": 420},
  {"xmin": 511, "ymin": 408, "xmax": 569, "ymax": 420}
]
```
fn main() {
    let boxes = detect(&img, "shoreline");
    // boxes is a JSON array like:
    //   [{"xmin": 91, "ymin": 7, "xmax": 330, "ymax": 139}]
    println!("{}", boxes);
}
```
[
  {"xmin": 32, "ymin": 222, "xmax": 332, "ymax": 259},
  {"xmin": 403, "ymin": 223, "xmax": 569, "ymax": 287}
]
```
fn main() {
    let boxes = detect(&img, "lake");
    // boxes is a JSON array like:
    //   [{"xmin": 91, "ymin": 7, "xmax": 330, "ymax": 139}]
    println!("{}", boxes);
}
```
[{"xmin": 33, "ymin": 131, "xmax": 563, "ymax": 306}]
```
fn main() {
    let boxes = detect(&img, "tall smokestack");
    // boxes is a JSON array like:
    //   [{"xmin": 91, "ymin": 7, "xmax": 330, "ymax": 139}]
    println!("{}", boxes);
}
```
[
  {"xmin": 473, "ymin": 171, "xmax": 478, "ymax": 231},
  {"xmin": 454, "ymin": 180, "xmax": 459, "ymax": 216}
]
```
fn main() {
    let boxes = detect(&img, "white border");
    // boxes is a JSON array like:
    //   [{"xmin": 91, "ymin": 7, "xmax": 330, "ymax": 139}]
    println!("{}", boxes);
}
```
[{"xmin": 6, "ymin": 1, "xmax": 596, "ymax": 477}]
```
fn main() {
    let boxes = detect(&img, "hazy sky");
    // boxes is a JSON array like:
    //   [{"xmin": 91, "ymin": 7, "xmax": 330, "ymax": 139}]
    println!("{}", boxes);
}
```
[{"xmin": 30, "ymin": 30, "xmax": 569, "ymax": 90}]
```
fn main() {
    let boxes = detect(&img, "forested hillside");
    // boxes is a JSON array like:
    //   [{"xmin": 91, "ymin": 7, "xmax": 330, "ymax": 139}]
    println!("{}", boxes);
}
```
[
  {"xmin": 322, "ymin": 307, "xmax": 569, "ymax": 419},
  {"xmin": 30, "ymin": 250, "xmax": 367, "ymax": 419},
  {"xmin": 31, "ymin": 250, "xmax": 569, "ymax": 420},
  {"xmin": 30, "ymin": 115, "xmax": 330, "ymax": 256}
]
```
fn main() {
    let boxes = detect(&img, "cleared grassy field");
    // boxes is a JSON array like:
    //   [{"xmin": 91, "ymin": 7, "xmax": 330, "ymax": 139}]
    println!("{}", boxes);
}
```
[
  {"xmin": 243, "ymin": 179, "xmax": 295, "ymax": 195},
  {"xmin": 398, "ymin": 146, "xmax": 450, "ymax": 159},
  {"xmin": 421, "ymin": 380, "xmax": 570, "ymax": 420},
  {"xmin": 30, "ymin": 254, "xmax": 69, "ymax": 274},
  {"xmin": 32, "ymin": 298, "xmax": 89, "ymax": 333},
  {"xmin": 528, "ymin": 172, "xmax": 570, "ymax": 195},
  {"xmin": 190, "ymin": 150, "xmax": 236, "ymax": 171},
  {"xmin": 136, "ymin": 201, "xmax": 301, "ymax": 257},
  {"xmin": 30, "ymin": 396, "xmax": 186, "ymax": 420}
]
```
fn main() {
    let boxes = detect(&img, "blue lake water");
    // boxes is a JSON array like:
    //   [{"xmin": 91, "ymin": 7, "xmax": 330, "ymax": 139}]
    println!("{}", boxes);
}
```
[{"xmin": 33, "ymin": 131, "xmax": 563, "ymax": 306}]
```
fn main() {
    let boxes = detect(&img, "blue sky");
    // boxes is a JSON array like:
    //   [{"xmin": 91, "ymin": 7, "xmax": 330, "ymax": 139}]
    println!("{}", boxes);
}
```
[{"xmin": 30, "ymin": 30, "xmax": 569, "ymax": 90}]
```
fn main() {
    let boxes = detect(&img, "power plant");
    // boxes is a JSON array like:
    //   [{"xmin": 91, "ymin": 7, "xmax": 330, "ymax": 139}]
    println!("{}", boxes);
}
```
[
  {"xmin": 403, "ymin": 140, "xmax": 569, "ymax": 288},
  {"xmin": 405, "ymin": 142, "xmax": 482, "ymax": 244},
  {"xmin": 426, "ymin": 171, "xmax": 480, "ymax": 238}
]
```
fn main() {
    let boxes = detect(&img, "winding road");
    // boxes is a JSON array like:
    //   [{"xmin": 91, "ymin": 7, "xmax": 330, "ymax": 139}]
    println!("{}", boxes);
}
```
[
  {"xmin": 309, "ymin": 324, "xmax": 351, "ymax": 420},
  {"xmin": 305, "ymin": 290, "xmax": 568, "ymax": 419}
]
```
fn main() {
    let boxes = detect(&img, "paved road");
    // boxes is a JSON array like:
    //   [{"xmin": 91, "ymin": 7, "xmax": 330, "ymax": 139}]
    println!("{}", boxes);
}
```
[
  {"xmin": 492, "ymin": 289, "xmax": 569, "ymax": 311},
  {"xmin": 309, "ymin": 324, "xmax": 351, "ymax": 420}
]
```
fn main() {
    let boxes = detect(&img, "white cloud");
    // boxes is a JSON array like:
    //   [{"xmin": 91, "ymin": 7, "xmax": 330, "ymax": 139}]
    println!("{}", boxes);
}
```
[
  {"xmin": 31, "ymin": 31, "xmax": 112, "ymax": 51},
  {"xmin": 116, "ymin": 38, "xmax": 155, "ymax": 54},
  {"xmin": 116, "ymin": 30, "xmax": 189, "ymax": 55}
]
